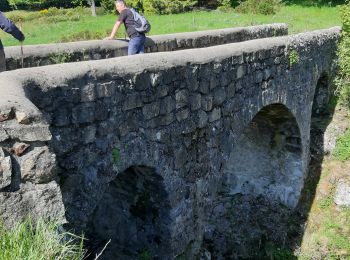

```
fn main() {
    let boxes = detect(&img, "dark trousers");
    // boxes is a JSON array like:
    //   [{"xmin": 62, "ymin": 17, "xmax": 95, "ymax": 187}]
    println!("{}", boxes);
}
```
[
  {"xmin": 128, "ymin": 34, "xmax": 146, "ymax": 56},
  {"xmin": 0, "ymin": 48, "xmax": 5, "ymax": 72}
]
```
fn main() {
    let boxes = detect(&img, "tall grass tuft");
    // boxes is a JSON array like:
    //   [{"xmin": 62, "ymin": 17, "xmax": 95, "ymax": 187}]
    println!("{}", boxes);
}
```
[{"xmin": 0, "ymin": 217, "xmax": 86, "ymax": 260}]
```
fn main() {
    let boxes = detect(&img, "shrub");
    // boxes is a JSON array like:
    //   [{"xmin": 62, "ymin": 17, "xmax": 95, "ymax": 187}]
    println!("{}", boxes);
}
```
[
  {"xmin": 0, "ymin": 0, "xmax": 12, "ymax": 11},
  {"xmin": 101, "ymin": 0, "xmax": 115, "ymax": 13},
  {"xmin": 235, "ymin": 0, "xmax": 282, "ymax": 15},
  {"xmin": 336, "ymin": 1, "xmax": 350, "ymax": 108},
  {"xmin": 0, "ymin": 217, "xmax": 85, "ymax": 260},
  {"xmin": 122, "ymin": 0, "xmax": 197, "ymax": 14}
]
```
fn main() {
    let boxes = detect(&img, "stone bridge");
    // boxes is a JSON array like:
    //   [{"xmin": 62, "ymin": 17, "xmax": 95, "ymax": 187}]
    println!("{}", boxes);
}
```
[{"xmin": 0, "ymin": 25, "xmax": 340, "ymax": 259}]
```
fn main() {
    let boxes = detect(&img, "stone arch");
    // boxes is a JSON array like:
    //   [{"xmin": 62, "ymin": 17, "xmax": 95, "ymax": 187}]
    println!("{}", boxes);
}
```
[
  {"xmin": 223, "ymin": 103, "xmax": 303, "ymax": 207},
  {"xmin": 312, "ymin": 73, "xmax": 330, "ymax": 116},
  {"xmin": 87, "ymin": 166, "xmax": 172, "ymax": 259}
]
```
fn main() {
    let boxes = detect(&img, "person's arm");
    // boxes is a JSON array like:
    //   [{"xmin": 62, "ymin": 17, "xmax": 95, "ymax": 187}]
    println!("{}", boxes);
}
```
[
  {"xmin": 104, "ymin": 20, "xmax": 122, "ymax": 40},
  {"xmin": 0, "ymin": 12, "xmax": 25, "ymax": 42}
]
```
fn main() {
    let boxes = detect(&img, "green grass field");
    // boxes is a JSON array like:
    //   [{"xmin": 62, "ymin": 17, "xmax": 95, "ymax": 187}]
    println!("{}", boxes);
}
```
[{"xmin": 0, "ymin": 4, "xmax": 341, "ymax": 46}]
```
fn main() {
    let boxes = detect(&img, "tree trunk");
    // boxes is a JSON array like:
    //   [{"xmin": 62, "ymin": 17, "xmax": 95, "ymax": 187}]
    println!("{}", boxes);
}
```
[{"xmin": 89, "ymin": 0, "xmax": 97, "ymax": 16}]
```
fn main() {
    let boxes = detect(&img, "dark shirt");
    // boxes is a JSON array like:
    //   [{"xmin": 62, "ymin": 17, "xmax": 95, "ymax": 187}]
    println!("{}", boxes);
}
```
[
  {"xmin": 0, "ymin": 11, "xmax": 25, "ymax": 49},
  {"xmin": 118, "ymin": 9, "xmax": 143, "ymax": 39}
]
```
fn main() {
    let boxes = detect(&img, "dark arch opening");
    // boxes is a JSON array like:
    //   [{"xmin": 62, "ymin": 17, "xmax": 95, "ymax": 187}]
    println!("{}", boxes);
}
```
[
  {"xmin": 86, "ymin": 166, "xmax": 171, "ymax": 259},
  {"xmin": 207, "ymin": 104, "xmax": 304, "ymax": 258},
  {"xmin": 224, "ymin": 103, "xmax": 303, "ymax": 207},
  {"xmin": 312, "ymin": 73, "xmax": 330, "ymax": 117}
]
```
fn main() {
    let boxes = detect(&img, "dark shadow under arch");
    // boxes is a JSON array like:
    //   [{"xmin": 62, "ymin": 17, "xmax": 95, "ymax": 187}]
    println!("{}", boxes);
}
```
[
  {"xmin": 224, "ymin": 103, "xmax": 303, "ymax": 207},
  {"xmin": 86, "ymin": 166, "xmax": 172, "ymax": 260}
]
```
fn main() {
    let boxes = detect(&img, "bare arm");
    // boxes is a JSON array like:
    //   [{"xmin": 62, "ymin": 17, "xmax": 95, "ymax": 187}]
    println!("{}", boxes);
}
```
[{"xmin": 104, "ymin": 21, "xmax": 122, "ymax": 40}]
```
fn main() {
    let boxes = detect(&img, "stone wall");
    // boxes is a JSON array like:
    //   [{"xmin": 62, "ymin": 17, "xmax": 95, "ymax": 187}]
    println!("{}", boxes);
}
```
[
  {"xmin": 4, "ymin": 24, "xmax": 287, "ymax": 70},
  {"xmin": 0, "ymin": 27, "xmax": 340, "ymax": 258}
]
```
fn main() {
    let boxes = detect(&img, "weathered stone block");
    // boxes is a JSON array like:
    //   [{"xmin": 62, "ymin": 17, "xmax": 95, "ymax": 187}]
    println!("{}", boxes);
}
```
[
  {"xmin": 2, "ymin": 122, "xmax": 52, "ymax": 142},
  {"xmin": 255, "ymin": 71, "xmax": 264, "ymax": 83},
  {"xmin": 236, "ymin": 65, "xmax": 246, "ymax": 79},
  {"xmin": 197, "ymin": 110, "xmax": 208, "ymax": 128},
  {"xmin": 0, "ymin": 148, "xmax": 12, "ymax": 189},
  {"xmin": 72, "ymin": 103, "xmax": 95, "ymax": 124},
  {"xmin": 82, "ymin": 125, "xmax": 96, "ymax": 144},
  {"xmin": 15, "ymin": 112, "xmax": 32, "ymax": 124},
  {"xmin": 143, "ymin": 102, "xmax": 160, "ymax": 120},
  {"xmin": 227, "ymin": 82, "xmax": 236, "ymax": 98},
  {"xmin": 190, "ymin": 93, "xmax": 202, "ymax": 111},
  {"xmin": 208, "ymin": 108, "xmax": 221, "ymax": 123},
  {"xmin": 160, "ymin": 96, "xmax": 175, "ymax": 115},
  {"xmin": 0, "ymin": 129, "xmax": 8, "ymax": 142},
  {"xmin": 176, "ymin": 108, "xmax": 190, "ymax": 122},
  {"xmin": 176, "ymin": 89, "xmax": 189, "ymax": 109},
  {"xmin": 157, "ymin": 85, "xmax": 169, "ymax": 98},
  {"xmin": 81, "ymin": 84, "xmax": 96, "ymax": 102},
  {"xmin": 20, "ymin": 146, "xmax": 56, "ymax": 184},
  {"xmin": 123, "ymin": 94, "xmax": 143, "ymax": 111},
  {"xmin": 201, "ymin": 95, "xmax": 213, "ymax": 112},
  {"xmin": 96, "ymin": 81, "xmax": 115, "ymax": 98},
  {"xmin": 53, "ymin": 108, "xmax": 71, "ymax": 126},
  {"xmin": 199, "ymin": 80, "xmax": 210, "ymax": 94},
  {"xmin": 95, "ymin": 101, "xmax": 109, "ymax": 121},
  {"xmin": 213, "ymin": 88, "xmax": 226, "ymax": 106}
]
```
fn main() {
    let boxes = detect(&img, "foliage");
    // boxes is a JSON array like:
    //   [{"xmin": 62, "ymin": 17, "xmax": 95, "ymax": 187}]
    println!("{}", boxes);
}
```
[
  {"xmin": 7, "ymin": 0, "xmax": 79, "ymax": 10},
  {"xmin": 283, "ymin": 0, "xmax": 345, "ymax": 7},
  {"xmin": 336, "ymin": 1, "xmax": 350, "ymax": 108},
  {"xmin": 49, "ymin": 52, "xmax": 72, "ymax": 64},
  {"xmin": 123, "ymin": 0, "xmax": 198, "ymax": 14},
  {"xmin": 263, "ymin": 242, "xmax": 296, "ymax": 259},
  {"xmin": 6, "ymin": 7, "xmax": 89, "ymax": 23},
  {"xmin": 288, "ymin": 49, "xmax": 299, "ymax": 67},
  {"xmin": 236, "ymin": 0, "xmax": 283, "ymax": 15},
  {"xmin": 138, "ymin": 248, "xmax": 152, "ymax": 260},
  {"xmin": 0, "ymin": 217, "xmax": 85, "ymax": 260},
  {"xmin": 0, "ymin": 0, "xmax": 12, "ymax": 11},
  {"xmin": 112, "ymin": 148, "xmax": 121, "ymax": 164},
  {"xmin": 100, "ymin": 0, "xmax": 115, "ymax": 13}
]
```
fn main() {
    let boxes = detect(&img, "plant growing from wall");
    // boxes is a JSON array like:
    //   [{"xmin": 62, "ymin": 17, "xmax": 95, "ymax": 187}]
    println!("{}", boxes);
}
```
[
  {"xmin": 288, "ymin": 49, "xmax": 299, "ymax": 67},
  {"xmin": 49, "ymin": 52, "xmax": 73, "ymax": 64},
  {"xmin": 112, "ymin": 148, "xmax": 121, "ymax": 164}
]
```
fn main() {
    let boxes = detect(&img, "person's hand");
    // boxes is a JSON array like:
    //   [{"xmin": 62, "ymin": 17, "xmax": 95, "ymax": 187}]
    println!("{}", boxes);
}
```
[{"xmin": 103, "ymin": 36, "xmax": 114, "ymax": 40}]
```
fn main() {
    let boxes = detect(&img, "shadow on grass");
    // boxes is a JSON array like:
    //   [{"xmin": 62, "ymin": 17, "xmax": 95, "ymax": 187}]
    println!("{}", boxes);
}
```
[{"xmin": 283, "ymin": 0, "xmax": 345, "ymax": 7}]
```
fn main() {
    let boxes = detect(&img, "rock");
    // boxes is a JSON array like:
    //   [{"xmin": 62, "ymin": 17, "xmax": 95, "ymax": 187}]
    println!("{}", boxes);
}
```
[
  {"xmin": 0, "ymin": 182, "xmax": 66, "ymax": 228},
  {"xmin": 2, "ymin": 121, "xmax": 52, "ymax": 142},
  {"xmin": 0, "ymin": 108, "xmax": 13, "ymax": 122},
  {"xmin": 334, "ymin": 179, "xmax": 350, "ymax": 207},
  {"xmin": 176, "ymin": 89, "xmax": 189, "ymax": 109},
  {"xmin": 10, "ymin": 142, "xmax": 30, "ymax": 156},
  {"xmin": 15, "ymin": 111, "xmax": 31, "ymax": 124},
  {"xmin": 20, "ymin": 146, "xmax": 56, "ymax": 184},
  {"xmin": 0, "ymin": 128, "xmax": 8, "ymax": 142},
  {"xmin": 0, "ymin": 148, "xmax": 12, "ymax": 189},
  {"xmin": 143, "ymin": 101, "xmax": 160, "ymax": 120}
]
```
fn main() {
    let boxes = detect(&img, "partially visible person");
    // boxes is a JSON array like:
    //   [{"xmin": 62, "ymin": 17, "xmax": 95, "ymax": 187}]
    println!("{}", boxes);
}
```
[
  {"xmin": 104, "ymin": 0, "xmax": 146, "ymax": 55},
  {"xmin": 0, "ymin": 11, "xmax": 25, "ymax": 72}
]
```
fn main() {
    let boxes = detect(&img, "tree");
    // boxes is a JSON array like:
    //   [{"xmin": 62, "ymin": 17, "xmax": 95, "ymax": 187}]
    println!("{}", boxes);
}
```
[{"xmin": 88, "ymin": 0, "xmax": 97, "ymax": 16}]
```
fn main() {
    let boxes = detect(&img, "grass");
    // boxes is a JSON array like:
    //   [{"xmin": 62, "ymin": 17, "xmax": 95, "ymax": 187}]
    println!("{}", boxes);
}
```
[
  {"xmin": 334, "ymin": 128, "xmax": 350, "ymax": 161},
  {"xmin": 0, "ymin": 5, "xmax": 341, "ymax": 46},
  {"xmin": 0, "ymin": 217, "xmax": 85, "ymax": 260},
  {"xmin": 298, "ymin": 107, "xmax": 350, "ymax": 259}
]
